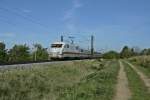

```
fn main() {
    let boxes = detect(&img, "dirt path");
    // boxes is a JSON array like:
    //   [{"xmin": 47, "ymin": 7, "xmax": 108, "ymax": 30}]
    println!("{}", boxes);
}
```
[
  {"xmin": 125, "ymin": 61, "xmax": 150, "ymax": 92},
  {"xmin": 114, "ymin": 61, "xmax": 131, "ymax": 100}
]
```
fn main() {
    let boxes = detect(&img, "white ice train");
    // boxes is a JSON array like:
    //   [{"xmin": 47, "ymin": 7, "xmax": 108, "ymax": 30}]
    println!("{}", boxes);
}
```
[{"xmin": 49, "ymin": 41, "xmax": 93, "ymax": 59}]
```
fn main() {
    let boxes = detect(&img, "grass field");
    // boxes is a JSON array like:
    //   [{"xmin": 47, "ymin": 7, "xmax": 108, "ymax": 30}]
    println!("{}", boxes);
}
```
[
  {"xmin": 129, "ymin": 56, "xmax": 150, "ymax": 77},
  {"xmin": 123, "ymin": 61, "xmax": 150, "ymax": 100},
  {"xmin": 58, "ymin": 60, "xmax": 119, "ymax": 100},
  {"xmin": 1, "ymin": 59, "xmax": 150, "ymax": 100},
  {"xmin": 0, "ymin": 60, "xmax": 119, "ymax": 100}
]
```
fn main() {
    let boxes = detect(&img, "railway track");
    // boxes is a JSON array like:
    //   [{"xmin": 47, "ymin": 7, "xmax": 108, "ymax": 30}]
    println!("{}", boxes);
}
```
[{"xmin": 0, "ymin": 59, "xmax": 92, "ymax": 69}]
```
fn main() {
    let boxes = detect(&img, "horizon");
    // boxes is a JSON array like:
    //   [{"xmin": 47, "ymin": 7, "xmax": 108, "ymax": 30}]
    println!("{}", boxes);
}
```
[{"xmin": 0, "ymin": 0, "xmax": 150, "ymax": 51}]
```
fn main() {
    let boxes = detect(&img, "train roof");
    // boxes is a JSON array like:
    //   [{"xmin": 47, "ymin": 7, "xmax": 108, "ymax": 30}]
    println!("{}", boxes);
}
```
[
  {"xmin": 51, "ymin": 41, "xmax": 92, "ymax": 52},
  {"xmin": 52, "ymin": 41, "xmax": 76, "ymax": 45},
  {"xmin": 52, "ymin": 42, "xmax": 65, "ymax": 44}
]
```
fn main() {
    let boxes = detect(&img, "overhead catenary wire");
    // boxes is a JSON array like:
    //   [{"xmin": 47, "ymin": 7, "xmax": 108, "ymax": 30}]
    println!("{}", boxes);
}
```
[
  {"xmin": 0, "ymin": 1, "xmax": 95, "ymax": 52},
  {"xmin": 62, "ymin": 33, "xmax": 91, "ymax": 42},
  {"xmin": 0, "ymin": 14, "xmax": 46, "ymax": 35},
  {"xmin": 0, "ymin": 0, "xmax": 95, "ymax": 38},
  {"xmin": 0, "ymin": 0, "xmax": 47, "ymax": 27},
  {"xmin": 60, "ymin": 33, "xmax": 93, "ymax": 51},
  {"xmin": 0, "ymin": 6, "xmax": 50, "ymax": 32},
  {"xmin": 0, "ymin": 17, "xmax": 17, "ymax": 26}
]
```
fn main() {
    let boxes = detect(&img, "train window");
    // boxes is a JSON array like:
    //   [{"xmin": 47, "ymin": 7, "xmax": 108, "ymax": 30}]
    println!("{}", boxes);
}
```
[
  {"xmin": 76, "ymin": 46, "xmax": 79, "ymax": 50},
  {"xmin": 64, "ymin": 44, "xmax": 69, "ymax": 48},
  {"xmin": 66, "ymin": 44, "xmax": 69, "ymax": 48},
  {"xmin": 51, "ymin": 44, "xmax": 62, "ymax": 48}
]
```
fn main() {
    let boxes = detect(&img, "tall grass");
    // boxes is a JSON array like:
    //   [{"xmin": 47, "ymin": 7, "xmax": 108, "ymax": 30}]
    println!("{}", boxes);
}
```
[
  {"xmin": 123, "ymin": 61, "xmax": 150, "ymax": 100},
  {"xmin": 0, "ymin": 60, "xmax": 100, "ymax": 100},
  {"xmin": 129, "ymin": 55, "xmax": 150, "ymax": 77},
  {"xmin": 57, "ymin": 61, "xmax": 119, "ymax": 100},
  {"xmin": 0, "ymin": 60, "xmax": 119, "ymax": 100}
]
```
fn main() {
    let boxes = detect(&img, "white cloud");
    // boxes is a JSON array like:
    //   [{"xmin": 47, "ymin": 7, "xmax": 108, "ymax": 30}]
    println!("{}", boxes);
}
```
[
  {"xmin": 22, "ymin": 9, "xmax": 32, "ymax": 13},
  {"xmin": 63, "ymin": 0, "xmax": 83, "ymax": 20},
  {"xmin": 73, "ymin": 0, "xmax": 83, "ymax": 8},
  {"xmin": 63, "ymin": 0, "xmax": 83, "ymax": 32}
]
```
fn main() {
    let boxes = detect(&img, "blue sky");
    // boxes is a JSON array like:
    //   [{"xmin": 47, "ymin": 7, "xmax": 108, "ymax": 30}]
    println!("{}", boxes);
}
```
[{"xmin": 0, "ymin": 0, "xmax": 150, "ymax": 52}]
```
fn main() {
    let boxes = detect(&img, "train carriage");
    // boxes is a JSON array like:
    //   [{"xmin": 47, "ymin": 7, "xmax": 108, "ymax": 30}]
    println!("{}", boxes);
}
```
[{"xmin": 49, "ymin": 42, "xmax": 91, "ymax": 59}]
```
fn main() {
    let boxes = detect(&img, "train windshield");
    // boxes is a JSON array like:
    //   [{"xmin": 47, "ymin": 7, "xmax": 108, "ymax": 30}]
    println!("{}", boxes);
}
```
[{"xmin": 51, "ymin": 44, "xmax": 63, "ymax": 48}]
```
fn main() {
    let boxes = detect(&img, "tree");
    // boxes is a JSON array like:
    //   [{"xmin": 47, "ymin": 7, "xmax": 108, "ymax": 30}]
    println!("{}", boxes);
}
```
[
  {"xmin": 8, "ymin": 44, "xmax": 30, "ymax": 62},
  {"xmin": 141, "ymin": 48, "xmax": 150, "ymax": 55},
  {"xmin": 32, "ymin": 44, "xmax": 48, "ymax": 61},
  {"xmin": 120, "ymin": 46, "xmax": 133, "ymax": 58},
  {"xmin": 132, "ymin": 46, "xmax": 141, "ymax": 55},
  {"xmin": 103, "ymin": 51, "xmax": 120, "ymax": 59},
  {"xmin": 0, "ymin": 42, "xmax": 8, "ymax": 63}
]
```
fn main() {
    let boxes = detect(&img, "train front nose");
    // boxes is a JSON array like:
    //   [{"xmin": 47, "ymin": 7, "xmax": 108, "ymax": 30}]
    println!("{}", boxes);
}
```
[
  {"xmin": 50, "ymin": 43, "xmax": 63, "ymax": 59},
  {"xmin": 50, "ymin": 49, "xmax": 62, "ymax": 58},
  {"xmin": 52, "ymin": 51, "xmax": 59, "ymax": 57}
]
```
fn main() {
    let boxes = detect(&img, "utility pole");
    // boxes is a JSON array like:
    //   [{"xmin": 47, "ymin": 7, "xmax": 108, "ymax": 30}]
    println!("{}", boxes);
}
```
[
  {"xmin": 61, "ymin": 35, "xmax": 63, "ymax": 42},
  {"xmin": 35, "ymin": 51, "xmax": 37, "ymax": 61},
  {"xmin": 32, "ymin": 46, "xmax": 37, "ymax": 62},
  {"xmin": 34, "ymin": 47, "xmax": 37, "ymax": 61},
  {"xmin": 69, "ymin": 36, "xmax": 75, "ymax": 44},
  {"xmin": 91, "ymin": 35, "xmax": 94, "ymax": 56}
]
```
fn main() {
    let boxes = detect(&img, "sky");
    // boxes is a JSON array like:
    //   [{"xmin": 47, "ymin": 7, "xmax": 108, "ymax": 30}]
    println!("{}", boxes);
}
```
[{"xmin": 0, "ymin": 0, "xmax": 150, "ymax": 52}]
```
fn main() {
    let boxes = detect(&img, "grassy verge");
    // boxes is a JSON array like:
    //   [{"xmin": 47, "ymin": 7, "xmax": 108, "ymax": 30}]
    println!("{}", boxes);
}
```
[
  {"xmin": 135, "ymin": 65, "xmax": 150, "ymax": 77},
  {"xmin": 0, "ymin": 60, "xmax": 119, "ymax": 100},
  {"xmin": 57, "ymin": 60, "xmax": 119, "ymax": 100},
  {"xmin": 123, "ymin": 61, "xmax": 150, "ymax": 100},
  {"xmin": 0, "ymin": 60, "xmax": 102, "ymax": 100},
  {"xmin": 129, "ymin": 56, "xmax": 150, "ymax": 77}
]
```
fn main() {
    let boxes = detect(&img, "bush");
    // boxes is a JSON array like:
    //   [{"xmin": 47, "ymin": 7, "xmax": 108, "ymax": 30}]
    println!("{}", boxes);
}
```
[
  {"xmin": 102, "ymin": 51, "xmax": 120, "ymax": 59},
  {"xmin": 129, "ymin": 56, "xmax": 150, "ymax": 71}
]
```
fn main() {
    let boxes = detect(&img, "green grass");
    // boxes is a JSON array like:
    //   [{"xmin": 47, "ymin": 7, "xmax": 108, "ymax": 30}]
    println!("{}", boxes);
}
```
[
  {"xmin": 129, "ymin": 56, "xmax": 150, "ymax": 77},
  {"xmin": 0, "ymin": 60, "xmax": 119, "ymax": 100},
  {"xmin": 0, "ymin": 61, "xmax": 95, "ymax": 100},
  {"xmin": 136, "ymin": 65, "xmax": 150, "ymax": 78},
  {"xmin": 57, "ymin": 60, "xmax": 120, "ymax": 100},
  {"xmin": 123, "ymin": 61, "xmax": 150, "ymax": 100}
]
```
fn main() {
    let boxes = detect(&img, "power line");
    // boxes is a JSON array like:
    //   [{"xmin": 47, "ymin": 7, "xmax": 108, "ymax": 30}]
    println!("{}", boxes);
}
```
[
  {"xmin": 61, "ymin": 34, "xmax": 89, "ymax": 44},
  {"xmin": 0, "ymin": 14, "xmax": 52, "ymax": 41},
  {"xmin": 62, "ymin": 33, "xmax": 91, "ymax": 42},
  {"xmin": 0, "ymin": 6, "xmax": 50, "ymax": 31},
  {"xmin": 0, "ymin": 1, "xmax": 94, "ymax": 49},
  {"xmin": 5, "ymin": 6, "xmax": 48, "ymax": 28},
  {"xmin": 1, "ymin": 0, "xmax": 50, "ymax": 30},
  {"xmin": 61, "ymin": 33, "xmax": 93, "ymax": 51},
  {"xmin": 0, "ymin": 15, "xmax": 41, "ymax": 32},
  {"xmin": 0, "ymin": 0, "xmax": 46, "ymax": 26},
  {"xmin": 0, "ymin": 17, "xmax": 17, "ymax": 26}
]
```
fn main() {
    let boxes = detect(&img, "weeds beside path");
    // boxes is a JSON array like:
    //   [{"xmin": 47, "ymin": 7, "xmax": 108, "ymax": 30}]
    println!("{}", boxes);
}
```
[
  {"xmin": 58, "ymin": 60, "xmax": 119, "ymax": 100},
  {"xmin": 123, "ymin": 60, "xmax": 150, "ymax": 100},
  {"xmin": 0, "ymin": 60, "xmax": 120, "ymax": 100},
  {"xmin": 125, "ymin": 61, "xmax": 150, "ymax": 92}
]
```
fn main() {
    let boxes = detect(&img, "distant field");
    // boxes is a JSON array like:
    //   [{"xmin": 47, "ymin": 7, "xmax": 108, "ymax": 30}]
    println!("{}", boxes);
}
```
[{"xmin": 0, "ymin": 60, "xmax": 119, "ymax": 100}]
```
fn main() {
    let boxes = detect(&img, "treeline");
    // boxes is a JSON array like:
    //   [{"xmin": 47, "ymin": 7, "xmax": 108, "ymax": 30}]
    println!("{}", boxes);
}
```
[
  {"xmin": 102, "ymin": 46, "xmax": 150, "ymax": 59},
  {"xmin": 0, "ymin": 42, "xmax": 150, "ymax": 64},
  {"xmin": 0, "ymin": 42, "xmax": 49, "ymax": 64}
]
